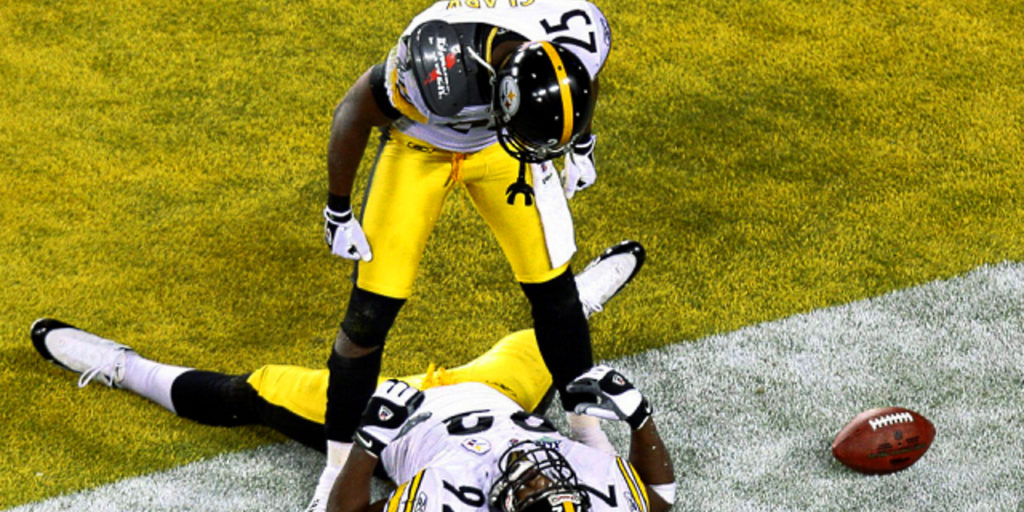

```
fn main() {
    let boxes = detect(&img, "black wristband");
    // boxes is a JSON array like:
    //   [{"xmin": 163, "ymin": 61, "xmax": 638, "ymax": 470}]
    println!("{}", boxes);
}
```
[
  {"xmin": 353, "ymin": 429, "xmax": 387, "ymax": 458},
  {"xmin": 327, "ymin": 192, "xmax": 351, "ymax": 212},
  {"xmin": 573, "ymin": 135, "xmax": 595, "ymax": 153},
  {"xmin": 628, "ymin": 398, "xmax": 653, "ymax": 430}
]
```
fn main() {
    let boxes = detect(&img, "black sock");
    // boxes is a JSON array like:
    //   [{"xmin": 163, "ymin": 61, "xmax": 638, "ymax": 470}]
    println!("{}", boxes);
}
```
[
  {"xmin": 172, "ymin": 370, "xmax": 330, "ymax": 451},
  {"xmin": 521, "ymin": 269, "xmax": 594, "ymax": 411},
  {"xmin": 170, "ymin": 370, "xmax": 259, "ymax": 426},
  {"xmin": 324, "ymin": 348, "xmax": 383, "ymax": 442}
]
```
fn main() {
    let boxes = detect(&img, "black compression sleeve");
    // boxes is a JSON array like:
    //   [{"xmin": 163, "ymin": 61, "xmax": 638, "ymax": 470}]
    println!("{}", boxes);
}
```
[{"xmin": 520, "ymin": 268, "xmax": 594, "ymax": 411}]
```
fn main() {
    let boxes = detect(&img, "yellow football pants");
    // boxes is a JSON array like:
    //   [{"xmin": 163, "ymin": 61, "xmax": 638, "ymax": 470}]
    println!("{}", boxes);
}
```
[
  {"xmin": 244, "ymin": 329, "xmax": 553, "ymax": 425},
  {"xmin": 354, "ymin": 129, "xmax": 568, "ymax": 299}
]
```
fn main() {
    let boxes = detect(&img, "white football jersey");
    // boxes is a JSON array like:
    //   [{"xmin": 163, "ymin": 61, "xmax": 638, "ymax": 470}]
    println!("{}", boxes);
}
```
[
  {"xmin": 382, "ymin": 0, "xmax": 611, "ymax": 152},
  {"xmin": 380, "ymin": 383, "xmax": 651, "ymax": 512}
]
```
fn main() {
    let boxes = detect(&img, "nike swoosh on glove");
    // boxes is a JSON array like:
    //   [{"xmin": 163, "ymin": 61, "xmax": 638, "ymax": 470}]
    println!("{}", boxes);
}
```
[{"xmin": 354, "ymin": 379, "xmax": 424, "ymax": 457}]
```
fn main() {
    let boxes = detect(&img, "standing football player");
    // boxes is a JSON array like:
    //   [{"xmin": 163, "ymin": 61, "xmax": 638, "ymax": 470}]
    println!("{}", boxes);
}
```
[{"xmin": 320, "ymin": 0, "xmax": 614, "ymax": 507}]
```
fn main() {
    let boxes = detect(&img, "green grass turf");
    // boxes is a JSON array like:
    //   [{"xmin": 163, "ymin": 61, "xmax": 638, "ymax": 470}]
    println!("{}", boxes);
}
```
[{"xmin": 2, "ymin": 0, "xmax": 1023, "ymax": 507}]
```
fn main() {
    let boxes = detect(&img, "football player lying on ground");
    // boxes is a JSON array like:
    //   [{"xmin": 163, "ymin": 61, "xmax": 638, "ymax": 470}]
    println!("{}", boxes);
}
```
[{"xmin": 31, "ymin": 241, "xmax": 674, "ymax": 511}]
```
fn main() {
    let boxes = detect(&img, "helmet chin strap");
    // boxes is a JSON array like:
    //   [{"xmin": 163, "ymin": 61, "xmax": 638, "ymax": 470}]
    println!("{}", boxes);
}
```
[
  {"xmin": 466, "ymin": 45, "xmax": 501, "ymax": 132},
  {"xmin": 465, "ymin": 46, "xmax": 496, "ymax": 80}
]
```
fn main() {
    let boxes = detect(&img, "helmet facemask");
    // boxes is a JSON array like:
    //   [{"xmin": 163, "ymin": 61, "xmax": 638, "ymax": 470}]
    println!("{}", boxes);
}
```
[{"xmin": 488, "ymin": 441, "xmax": 590, "ymax": 512}]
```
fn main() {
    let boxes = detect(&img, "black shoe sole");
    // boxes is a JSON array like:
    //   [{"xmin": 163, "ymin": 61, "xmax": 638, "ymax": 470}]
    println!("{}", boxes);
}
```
[
  {"xmin": 595, "ymin": 240, "xmax": 646, "ymax": 288},
  {"xmin": 30, "ymin": 318, "xmax": 76, "ymax": 370}
]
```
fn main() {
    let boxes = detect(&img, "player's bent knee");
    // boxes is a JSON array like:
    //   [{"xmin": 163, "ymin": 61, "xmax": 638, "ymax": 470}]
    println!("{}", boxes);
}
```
[{"xmin": 339, "ymin": 286, "xmax": 406, "ymax": 350}]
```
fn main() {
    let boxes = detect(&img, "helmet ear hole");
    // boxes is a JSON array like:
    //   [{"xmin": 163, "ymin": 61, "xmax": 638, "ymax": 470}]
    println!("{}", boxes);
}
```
[{"xmin": 492, "ymin": 42, "xmax": 595, "ymax": 162}]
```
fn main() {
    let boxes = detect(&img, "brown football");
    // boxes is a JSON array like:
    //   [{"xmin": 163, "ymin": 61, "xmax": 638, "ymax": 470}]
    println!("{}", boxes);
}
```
[{"xmin": 831, "ymin": 406, "xmax": 935, "ymax": 475}]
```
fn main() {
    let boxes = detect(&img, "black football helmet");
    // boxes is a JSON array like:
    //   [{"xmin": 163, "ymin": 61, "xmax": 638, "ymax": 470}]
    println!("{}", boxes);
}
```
[
  {"xmin": 493, "ymin": 42, "xmax": 596, "ymax": 163},
  {"xmin": 488, "ymin": 440, "xmax": 590, "ymax": 512}
]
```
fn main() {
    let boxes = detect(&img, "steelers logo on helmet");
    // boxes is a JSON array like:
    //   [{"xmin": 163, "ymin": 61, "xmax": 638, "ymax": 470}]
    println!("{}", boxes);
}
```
[
  {"xmin": 499, "ymin": 75, "xmax": 521, "ymax": 119},
  {"xmin": 492, "ymin": 41, "xmax": 596, "ymax": 163},
  {"xmin": 488, "ymin": 440, "xmax": 591, "ymax": 512}
]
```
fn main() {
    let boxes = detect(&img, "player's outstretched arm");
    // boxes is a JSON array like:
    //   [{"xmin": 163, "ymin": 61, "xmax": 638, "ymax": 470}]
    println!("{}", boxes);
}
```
[
  {"xmin": 326, "ymin": 66, "xmax": 393, "ymax": 198},
  {"xmin": 567, "ymin": 366, "xmax": 676, "ymax": 512},
  {"xmin": 326, "ymin": 447, "xmax": 385, "ymax": 512},
  {"xmin": 323, "ymin": 65, "xmax": 395, "ymax": 261},
  {"xmin": 628, "ymin": 417, "xmax": 676, "ymax": 512}
]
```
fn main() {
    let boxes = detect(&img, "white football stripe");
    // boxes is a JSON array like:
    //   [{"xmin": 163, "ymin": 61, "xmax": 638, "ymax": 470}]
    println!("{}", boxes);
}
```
[{"xmin": 8, "ymin": 262, "xmax": 1024, "ymax": 511}]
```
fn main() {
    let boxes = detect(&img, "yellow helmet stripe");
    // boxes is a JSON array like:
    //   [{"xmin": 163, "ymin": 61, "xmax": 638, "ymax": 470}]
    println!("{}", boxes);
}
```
[
  {"xmin": 485, "ymin": 27, "xmax": 500, "ymax": 67},
  {"xmin": 538, "ymin": 41, "xmax": 574, "ymax": 146}
]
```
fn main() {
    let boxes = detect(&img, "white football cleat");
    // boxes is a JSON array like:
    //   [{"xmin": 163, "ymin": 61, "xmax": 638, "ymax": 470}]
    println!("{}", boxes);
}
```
[
  {"xmin": 31, "ymin": 318, "xmax": 133, "ymax": 388},
  {"xmin": 575, "ymin": 240, "xmax": 646, "ymax": 319}
]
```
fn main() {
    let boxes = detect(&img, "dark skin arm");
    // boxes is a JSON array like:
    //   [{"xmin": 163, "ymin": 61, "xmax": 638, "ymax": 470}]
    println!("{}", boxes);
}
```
[
  {"xmin": 326, "ymin": 447, "xmax": 387, "ymax": 512},
  {"xmin": 629, "ymin": 418, "xmax": 676, "ymax": 512},
  {"xmin": 327, "ymin": 66, "xmax": 394, "ymax": 198}
]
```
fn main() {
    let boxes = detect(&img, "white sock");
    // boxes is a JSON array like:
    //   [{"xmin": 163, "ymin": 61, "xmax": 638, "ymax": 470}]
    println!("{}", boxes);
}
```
[
  {"xmin": 119, "ymin": 352, "xmax": 191, "ymax": 414},
  {"xmin": 566, "ymin": 412, "xmax": 616, "ymax": 455},
  {"xmin": 306, "ymin": 464, "xmax": 341, "ymax": 512},
  {"xmin": 326, "ymin": 440, "xmax": 353, "ymax": 468},
  {"xmin": 305, "ymin": 442, "xmax": 352, "ymax": 512}
]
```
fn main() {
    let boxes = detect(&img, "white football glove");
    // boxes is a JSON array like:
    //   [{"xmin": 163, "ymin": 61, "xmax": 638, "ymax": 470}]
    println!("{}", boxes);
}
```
[
  {"xmin": 323, "ymin": 205, "xmax": 372, "ymax": 262},
  {"xmin": 354, "ymin": 379, "xmax": 424, "ymax": 457},
  {"xmin": 566, "ymin": 365, "xmax": 652, "ymax": 430},
  {"xmin": 562, "ymin": 135, "xmax": 597, "ymax": 199}
]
